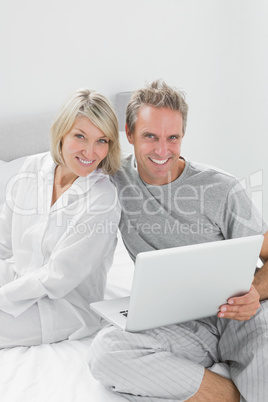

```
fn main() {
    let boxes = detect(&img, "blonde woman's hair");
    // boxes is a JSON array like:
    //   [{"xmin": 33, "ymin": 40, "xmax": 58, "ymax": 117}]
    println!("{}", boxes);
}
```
[
  {"xmin": 126, "ymin": 79, "xmax": 188, "ymax": 135},
  {"xmin": 50, "ymin": 89, "xmax": 120, "ymax": 175}
]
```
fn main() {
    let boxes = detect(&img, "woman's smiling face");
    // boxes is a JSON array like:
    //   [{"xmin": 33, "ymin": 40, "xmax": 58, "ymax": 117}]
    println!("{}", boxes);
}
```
[{"xmin": 60, "ymin": 115, "xmax": 109, "ymax": 180}]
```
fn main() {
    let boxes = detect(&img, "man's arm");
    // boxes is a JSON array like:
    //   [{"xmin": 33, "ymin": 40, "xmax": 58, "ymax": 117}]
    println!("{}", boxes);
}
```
[
  {"xmin": 218, "ymin": 231, "xmax": 268, "ymax": 321},
  {"xmin": 252, "ymin": 231, "xmax": 268, "ymax": 300}
]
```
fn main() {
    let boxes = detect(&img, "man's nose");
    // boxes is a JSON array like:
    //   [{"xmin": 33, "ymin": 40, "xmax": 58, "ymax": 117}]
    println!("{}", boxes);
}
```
[{"xmin": 154, "ymin": 140, "xmax": 168, "ymax": 157}]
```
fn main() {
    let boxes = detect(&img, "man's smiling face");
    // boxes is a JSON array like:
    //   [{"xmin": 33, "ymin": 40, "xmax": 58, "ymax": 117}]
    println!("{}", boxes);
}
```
[{"xmin": 126, "ymin": 105, "xmax": 185, "ymax": 185}]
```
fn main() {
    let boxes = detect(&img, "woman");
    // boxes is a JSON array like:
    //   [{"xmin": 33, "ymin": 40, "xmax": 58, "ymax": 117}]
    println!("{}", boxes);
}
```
[{"xmin": 0, "ymin": 89, "xmax": 121, "ymax": 347}]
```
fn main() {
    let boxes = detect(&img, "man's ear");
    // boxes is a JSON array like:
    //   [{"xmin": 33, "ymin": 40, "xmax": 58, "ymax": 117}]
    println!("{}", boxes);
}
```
[{"xmin": 125, "ymin": 124, "xmax": 134, "ymax": 144}]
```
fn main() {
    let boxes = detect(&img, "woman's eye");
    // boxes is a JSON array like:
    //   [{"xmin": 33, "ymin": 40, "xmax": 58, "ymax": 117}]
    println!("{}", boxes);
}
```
[
  {"xmin": 98, "ymin": 138, "xmax": 109, "ymax": 144},
  {"xmin": 75, "ymin": 134, "xmax": 84, "ymax": 139}
]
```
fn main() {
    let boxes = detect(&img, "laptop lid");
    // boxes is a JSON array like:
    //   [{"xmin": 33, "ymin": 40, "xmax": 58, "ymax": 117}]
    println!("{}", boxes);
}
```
[{"xmin": 91, "ymin": 235, "xmax": 263, "ymax": 332}]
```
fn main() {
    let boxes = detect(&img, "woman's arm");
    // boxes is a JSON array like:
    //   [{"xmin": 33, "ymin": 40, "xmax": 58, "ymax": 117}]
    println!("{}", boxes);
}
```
[{"xmin": 0, "ymin": 203, "xmax": 120, "ymax": 317}]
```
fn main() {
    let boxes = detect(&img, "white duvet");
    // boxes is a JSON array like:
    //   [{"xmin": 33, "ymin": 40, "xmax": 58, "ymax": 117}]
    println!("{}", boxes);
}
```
[
  {"xmin": 0, "ymin": 336, "xmax": 126, "ymax": 402},
  {"xmin": 0, "ymin": 236, "xmax": 133, "ymax": 402}
]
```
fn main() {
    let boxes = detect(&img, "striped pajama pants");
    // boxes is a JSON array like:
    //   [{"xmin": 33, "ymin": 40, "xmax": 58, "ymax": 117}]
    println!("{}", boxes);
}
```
[{"xmin": 89, "ymin": 300, "xmax": 268, "ymax": 402}]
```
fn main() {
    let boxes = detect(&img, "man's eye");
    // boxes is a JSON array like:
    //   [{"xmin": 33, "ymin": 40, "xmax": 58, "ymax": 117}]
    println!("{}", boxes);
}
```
[
  {"xmin": 169, "ymin": 136, "xmax": 179, "ymax": 140},
  {"xmin": 145, "ymin": 134, "xmax": 155, "ymax": 139}
]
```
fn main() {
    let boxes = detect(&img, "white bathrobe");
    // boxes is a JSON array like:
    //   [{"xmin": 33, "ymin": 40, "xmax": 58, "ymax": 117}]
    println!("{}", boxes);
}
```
[{"xmin": 0, "ymin": 152, "xmax": 120, "ymax": 344}]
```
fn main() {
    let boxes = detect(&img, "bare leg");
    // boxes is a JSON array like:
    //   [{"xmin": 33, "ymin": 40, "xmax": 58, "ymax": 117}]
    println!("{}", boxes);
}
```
[{"xmin": 187, "ymin": 369, "xmax": 240, "ymax": 402}]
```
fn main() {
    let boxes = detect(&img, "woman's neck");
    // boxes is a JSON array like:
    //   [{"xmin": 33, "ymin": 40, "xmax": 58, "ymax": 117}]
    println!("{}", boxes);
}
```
[{"xmin": 51, "ymin": 165, "xmax": 78, "ymax": 206}]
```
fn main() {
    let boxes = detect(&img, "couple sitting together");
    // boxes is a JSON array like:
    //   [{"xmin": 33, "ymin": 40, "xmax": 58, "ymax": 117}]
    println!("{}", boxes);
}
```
[{"xmin": 0, "ymin": 80, "xmax": 267, "ymax": 401}]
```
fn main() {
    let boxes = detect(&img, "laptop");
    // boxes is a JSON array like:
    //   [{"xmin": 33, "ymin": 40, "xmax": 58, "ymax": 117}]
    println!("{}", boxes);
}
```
[{"xmin": 90, "ymin": 235, "xmax": 263, "ymax": 332}]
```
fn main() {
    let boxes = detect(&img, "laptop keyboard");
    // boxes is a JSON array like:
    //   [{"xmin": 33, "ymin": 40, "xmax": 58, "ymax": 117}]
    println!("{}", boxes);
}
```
[{"xmin": 120, "ymin": 310, "xmax": 128, "ymax": 317}]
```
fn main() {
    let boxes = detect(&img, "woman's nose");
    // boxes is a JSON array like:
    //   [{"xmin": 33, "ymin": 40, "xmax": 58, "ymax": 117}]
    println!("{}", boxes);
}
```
[{"xmin": 82, "ymin": 143, "xmax": 95, "ymax": 159}]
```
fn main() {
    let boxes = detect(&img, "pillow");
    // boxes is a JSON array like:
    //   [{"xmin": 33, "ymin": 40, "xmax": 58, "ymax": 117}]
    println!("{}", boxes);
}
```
[{"xmin": 0, "ymin": 156, "xmax": 28, "ymax": 212}]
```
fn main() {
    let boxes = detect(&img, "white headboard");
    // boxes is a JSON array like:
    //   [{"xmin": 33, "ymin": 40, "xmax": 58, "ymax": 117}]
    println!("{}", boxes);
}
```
[{"xmin": 0, "ymin": 112, "xmax": 54, "ymax": 161}]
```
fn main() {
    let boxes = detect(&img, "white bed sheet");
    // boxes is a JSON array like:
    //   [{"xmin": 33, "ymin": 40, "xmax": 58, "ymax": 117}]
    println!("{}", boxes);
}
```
[
  {"xmin": 0, "ymin": 335, "xmax": 127, "ymax": 402},
  {"xmin": 0, "ymin": 235, "xmax": 133, "ymax": 402}
]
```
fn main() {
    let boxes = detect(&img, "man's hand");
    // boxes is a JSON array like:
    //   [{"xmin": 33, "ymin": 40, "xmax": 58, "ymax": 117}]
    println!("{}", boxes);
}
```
[{"xmin": 217, "ymin": 285, "xmax": 261, "ymax": 321}]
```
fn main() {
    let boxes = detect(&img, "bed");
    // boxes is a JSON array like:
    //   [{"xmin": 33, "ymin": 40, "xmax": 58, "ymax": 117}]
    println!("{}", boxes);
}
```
[
  {"xmin": 0, "ymin": 112, "xmax": 134, "ymax": 401},
  {"xmin": 0, "ymin": 112, "xmax": 231, "ymax": 401}
]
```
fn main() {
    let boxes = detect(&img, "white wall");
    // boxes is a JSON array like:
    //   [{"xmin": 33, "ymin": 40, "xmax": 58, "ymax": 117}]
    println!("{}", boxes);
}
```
[{"xmin": 1, "ymin": 0, "xmax": 267, "ymax": 221}]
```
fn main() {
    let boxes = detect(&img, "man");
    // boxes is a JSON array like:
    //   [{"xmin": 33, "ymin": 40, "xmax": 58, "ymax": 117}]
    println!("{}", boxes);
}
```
[{"xmin": 89, "ymin": 80, "xmax": 268, "ymax": 401}]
